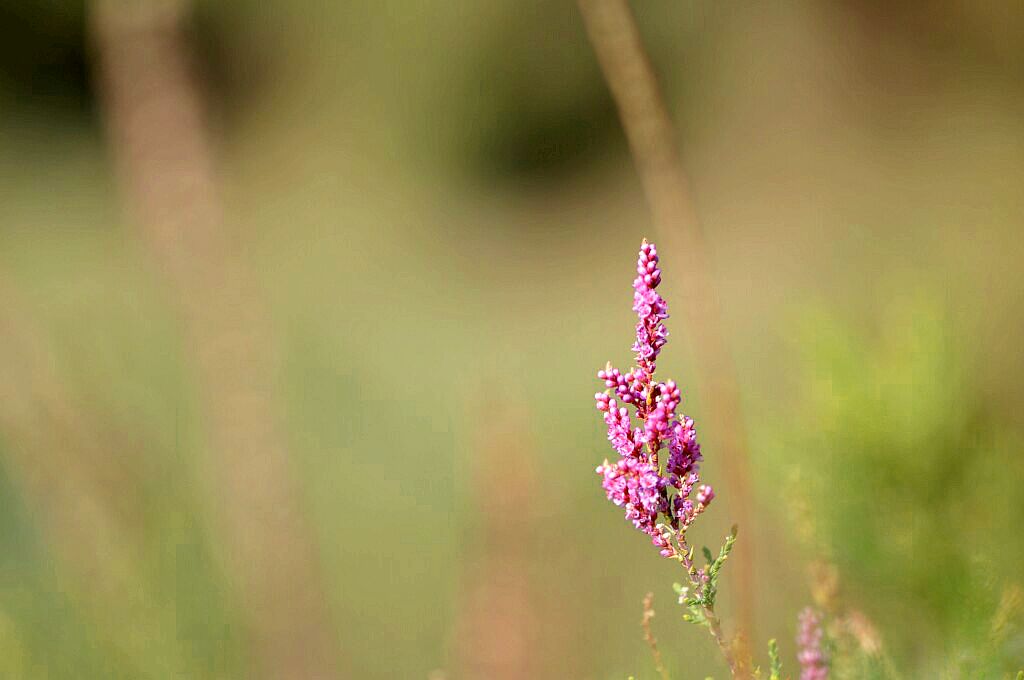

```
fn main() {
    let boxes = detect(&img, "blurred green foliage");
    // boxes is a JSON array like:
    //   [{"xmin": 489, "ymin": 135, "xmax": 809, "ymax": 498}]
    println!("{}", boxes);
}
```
[
  {"xmin": 764, "ymin": 295, "xmax": 1024, "ymax": 676},
  {"xmin": 0, "ymin": 1, "xmax": 1023, "ymax": 678}
]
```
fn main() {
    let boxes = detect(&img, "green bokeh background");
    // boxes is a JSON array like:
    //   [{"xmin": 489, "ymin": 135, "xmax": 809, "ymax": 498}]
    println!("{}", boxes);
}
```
[{"xmin": 1, "ymin": 1, "xmax": 1022, "ymax": 677}]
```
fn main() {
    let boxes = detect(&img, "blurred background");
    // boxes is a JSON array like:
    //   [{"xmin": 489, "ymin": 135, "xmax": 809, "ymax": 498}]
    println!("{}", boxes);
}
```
[{"xmin": 1, "ymin": 1, "xmax": 1022, "ymax": 678}]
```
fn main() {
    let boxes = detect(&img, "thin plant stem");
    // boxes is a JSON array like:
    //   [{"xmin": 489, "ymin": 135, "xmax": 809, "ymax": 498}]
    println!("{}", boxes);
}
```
[
  {"xmin": 576, "ymin": 0, "xmax": 758, "ymax": 647},
  {"xmin": 453, "ymin": 398, "xmax": 539, "ymax": 680},
  {"xmin": 0, "ymin": 278, "xmax": 184, "ymax": 665},
  {"xmin": 704, "ymin": 606, "xmax": 739, "ymax": 678},
  {"xmin": 642, "ymin": 592, "xmax": 671, "ymax": 680},
  {"xmin": 89, "ymin": 1, "xmax": 340, "ymax": 677}
]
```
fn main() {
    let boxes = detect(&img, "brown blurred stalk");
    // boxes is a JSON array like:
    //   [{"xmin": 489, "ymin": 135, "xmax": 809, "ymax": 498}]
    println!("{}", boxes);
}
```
[
  {"xmin": 642, "ymin": 592, "xmax": 671, "ymax": 680},
  {"xmin": 577, "ymin": 0, "xmax": 757, "ymax": 648},
  {"xmin": 0, "ymin": 279, "xmax": 174, "ymax": 665},
  {"xmin": 451, "ymin": 401, "xmax": 539, "ymax": 680},
  {"xmin": 89, "ymin": 1, "xmax": 340, "ymax": 677}
]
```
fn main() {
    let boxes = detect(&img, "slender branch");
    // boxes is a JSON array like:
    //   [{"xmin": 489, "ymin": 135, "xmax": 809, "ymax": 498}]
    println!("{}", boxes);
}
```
[
  {"xmin": 89, "ymin": 2, "xmax": 340, "ymax": 677},
  {"xmin": 577, "ymin": 0, "xmax": 757, "ymax": 645},
  {"xmin": 0, "ymin": 278, "xmax": 187, "ymax": 666},
  {"xmin": 453, "ymin": 399, "xmax": 540, "ymax": 680},
  {"xmin": 704, "ymin": 606, "xmax": 738, "ymax": 677},
  {"xmin": 642, "ymin": 593, "xmax": 671, "ymax": 680}
]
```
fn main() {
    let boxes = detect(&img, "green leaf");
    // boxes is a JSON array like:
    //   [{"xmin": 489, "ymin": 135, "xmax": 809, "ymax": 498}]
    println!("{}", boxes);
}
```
[
  {"xmin": 683, "ymin": 602, "xmax": 709, "ymax": 627},
  {"xmin": 768, "ymin": 638, "xmax": 782, "ymax": 680}
]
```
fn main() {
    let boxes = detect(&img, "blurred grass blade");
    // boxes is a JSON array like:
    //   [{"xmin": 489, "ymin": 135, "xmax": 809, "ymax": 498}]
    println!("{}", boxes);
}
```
[{"xmin": 89, "ymin": 1, "xmax": 341, "ymax": 676}]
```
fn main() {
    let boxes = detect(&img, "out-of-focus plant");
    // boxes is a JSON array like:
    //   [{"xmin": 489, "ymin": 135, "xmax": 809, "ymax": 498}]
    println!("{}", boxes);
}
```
[
  {"xmin": 593, "ymin": 239, "xmax": 743, "ymax": 674},
  {"xmin": 766, "ymin": 296, "xmax": 1024, "ymax": 675},
  {"xmin": 593, "ymin": 242, "xmax": 1023, "ymax": 679}
]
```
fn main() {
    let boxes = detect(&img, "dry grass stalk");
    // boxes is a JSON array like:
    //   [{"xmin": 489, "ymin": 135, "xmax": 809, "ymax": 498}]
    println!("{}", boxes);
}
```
[
  {"xmin": 642, "ymin": 592, "xmax": 671, "ymax": 680},
  {"xmin": 577, "ymin": 0, "xmax": 757, "ymax": 645},
  {"xmin": 89, "ymin": 1, "xmax": 339, "ymax": 676},
  {"xmin": 0, "ymin": 280, "xmax": 128, "ymax": 583},
  {"xmin": 452, "ymin": 401, "xmax": 539, "ymax": 680},
  {"xmin": 0, "ymin": 279, "xmax": 170, "ymax": 661}
]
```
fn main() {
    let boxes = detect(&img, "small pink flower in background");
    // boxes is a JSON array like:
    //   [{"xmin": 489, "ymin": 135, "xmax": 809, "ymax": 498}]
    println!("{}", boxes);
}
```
[{"xmin": 796, "ymin": 607, "xmax": 830, "ymax": 680}]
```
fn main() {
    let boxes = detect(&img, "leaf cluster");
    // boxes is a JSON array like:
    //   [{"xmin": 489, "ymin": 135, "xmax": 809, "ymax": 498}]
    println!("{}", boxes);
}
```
[{"xmin": 675, "ymin": 525, "xmax": 739, "ymax": 627}]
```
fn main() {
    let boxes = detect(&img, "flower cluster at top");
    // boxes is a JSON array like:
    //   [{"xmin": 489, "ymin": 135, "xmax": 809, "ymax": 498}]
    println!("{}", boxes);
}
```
[
  {"xmin": 594, "ymin": 239, "xmax": 712, "ymax": 560},
  {"xmin": 796, "ymin": 607, "xmax": 829, "ymax": 680}
]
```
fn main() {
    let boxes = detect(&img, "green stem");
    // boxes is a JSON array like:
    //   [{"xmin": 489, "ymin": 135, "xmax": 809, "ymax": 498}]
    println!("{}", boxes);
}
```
[{"xmin": 704, "ymin": 606, "xmax": 741, "ymax": 679}]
